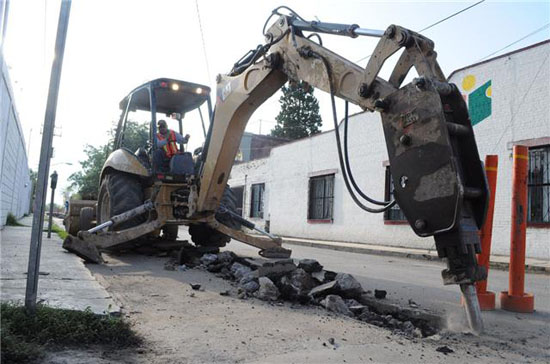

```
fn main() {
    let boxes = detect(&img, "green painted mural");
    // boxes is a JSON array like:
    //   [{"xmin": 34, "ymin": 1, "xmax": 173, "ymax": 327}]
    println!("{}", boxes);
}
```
[{"xmin": 461, "ymin": 75, "xmax": 492, "ymax": 126}]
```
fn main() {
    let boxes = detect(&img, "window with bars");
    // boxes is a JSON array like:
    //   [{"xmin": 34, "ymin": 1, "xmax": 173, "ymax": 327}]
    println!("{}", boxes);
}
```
[
  {"xmin": 250, "ymin": 183, "xmax": 264, "ymax": 218},
  {"xmin": 528, "ymin": 145, "xmax": 550, "ymax": 225},
  {"xmin": 384, "ymin": 166, "xmax": 407, "ymax": 222},
  {"xmin": 308, "ymin": 174, "xmax": 334, "ymax": 221}
]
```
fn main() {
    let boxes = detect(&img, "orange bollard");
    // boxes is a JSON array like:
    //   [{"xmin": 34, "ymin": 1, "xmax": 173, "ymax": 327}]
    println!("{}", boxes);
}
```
[
  {"xmin": 475, "ymin": 155, "xmax": 498, "ymax": 310},
  {"xmin": 500, "ymin": 145, "xmax": 534, "ymax": 313}
]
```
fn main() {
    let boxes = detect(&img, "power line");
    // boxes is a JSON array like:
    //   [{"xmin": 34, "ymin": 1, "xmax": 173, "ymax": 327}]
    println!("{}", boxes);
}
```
[
  {"xmin": 355, "ymin": 0, "xmax": 486, "ymax": 63},
  {"xmin": 477, "ymin": 23, "xmax": 550, "ymax": 62},
  {"xmin": 418, "ymin": 0, "xmax": 485, "ymax": 33},
  {"xmin": 195, "ymin": 0, "xmax": 211, "ymax": 81}
]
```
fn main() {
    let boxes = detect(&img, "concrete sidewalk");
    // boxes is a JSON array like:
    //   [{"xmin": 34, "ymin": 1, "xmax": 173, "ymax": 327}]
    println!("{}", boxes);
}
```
[
  {"xmin": 274, "ymin": 235, "xmax": 550, "ymax": 274},
  {"xmin": 0, "ymin": 215, "xmax": 119, "ymax": 314}
]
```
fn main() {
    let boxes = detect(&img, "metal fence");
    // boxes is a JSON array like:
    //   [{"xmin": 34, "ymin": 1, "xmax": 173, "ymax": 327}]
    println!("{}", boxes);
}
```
[{"xmin": 528, "ymin": 145, "xmax": 550, "ymax": 224}]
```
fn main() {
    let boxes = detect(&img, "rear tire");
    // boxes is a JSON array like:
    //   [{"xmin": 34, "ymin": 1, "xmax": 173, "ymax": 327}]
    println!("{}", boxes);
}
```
[
  {"xmin": 79, "ymin": 207, "xmax": 95, "ymax": 231},
  {"xmin": 190, "ymin": 186, "xmax": 241, "ymax": 248},
  {"xmin": 162, "ymin": 224, "xmax": 179, "ymax": 241},
  {"xmin": 189, "ymin": 224, "xmax": 230, "ymax": 248}
]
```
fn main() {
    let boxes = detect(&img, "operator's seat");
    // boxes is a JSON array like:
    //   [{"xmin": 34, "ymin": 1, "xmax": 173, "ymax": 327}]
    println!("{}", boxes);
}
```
[{"xmin": 169, "ymin": 152, "xmax": 194, "ymax": 175}]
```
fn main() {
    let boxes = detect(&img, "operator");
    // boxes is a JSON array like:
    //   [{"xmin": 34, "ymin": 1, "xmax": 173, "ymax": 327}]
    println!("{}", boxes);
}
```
[{"xmin": 153, "ymin": 119, "xmax": 190, "ymax": 172}]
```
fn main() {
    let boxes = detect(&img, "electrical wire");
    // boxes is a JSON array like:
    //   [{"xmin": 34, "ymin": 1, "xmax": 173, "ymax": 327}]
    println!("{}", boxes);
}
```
[
  {"xmin": 418, "ymin": 0, "xmax": 485, "ymax": 33},
  {"xmin": 476, "ymin": 23, "xmax": 550, "ymax": 62},
  {"xmin": 355, "ymin": 0, "xmax": 486, "ymax": 63},
  {"xmin": 195, "ymin": 0, "xmax": 211, "ymax": 80}
]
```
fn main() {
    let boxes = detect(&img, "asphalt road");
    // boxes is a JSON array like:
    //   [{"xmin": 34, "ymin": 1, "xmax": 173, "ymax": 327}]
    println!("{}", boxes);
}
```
[{"xmin": 206, "ymin": 234, "xmax": 550, "ymax": 361}]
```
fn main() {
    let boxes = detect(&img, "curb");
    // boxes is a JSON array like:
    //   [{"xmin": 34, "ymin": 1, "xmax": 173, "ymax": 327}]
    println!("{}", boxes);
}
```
[{"xmin": 282, "ymin": 239, "xmax": 550, "ymax": 275}]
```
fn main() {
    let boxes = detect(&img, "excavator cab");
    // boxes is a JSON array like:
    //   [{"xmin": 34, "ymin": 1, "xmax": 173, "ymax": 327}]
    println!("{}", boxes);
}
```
[{"xmin": 114, "ymin": 78, "xmax": 212, "ymax": 180}]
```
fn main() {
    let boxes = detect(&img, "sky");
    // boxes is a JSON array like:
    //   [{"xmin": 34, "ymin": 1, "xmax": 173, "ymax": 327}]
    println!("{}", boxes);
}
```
[{"xmin": 2, "ymin": 0, "xmax": 550, "ymax": 204}]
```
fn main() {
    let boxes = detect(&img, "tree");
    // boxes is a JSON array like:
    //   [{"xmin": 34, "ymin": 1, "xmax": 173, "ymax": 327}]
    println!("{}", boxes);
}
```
[
  {"xmin": 68, "ymin": 121, "xmax": 149, "ymax": 199},
  {"xmin": 29, "ymin": 169, "xmax": 38, "ymax": 212},
  {"xmin": 271, "ymin": 81, "xmax": 322, "ymax": 139}
]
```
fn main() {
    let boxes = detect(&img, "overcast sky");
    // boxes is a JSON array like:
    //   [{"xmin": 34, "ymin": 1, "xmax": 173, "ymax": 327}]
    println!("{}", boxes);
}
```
[{"xmin": 3, "ymin": 0, "xmax": 549, "ymax": 203}]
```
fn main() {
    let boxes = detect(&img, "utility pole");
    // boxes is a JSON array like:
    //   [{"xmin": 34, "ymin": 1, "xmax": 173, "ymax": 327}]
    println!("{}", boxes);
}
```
[
  {"xmin": 25, "ymin": 0, "xmax": 71, "ymax": 314},
  {"xmin": 47, "ymin": 170, "xmax": 57, "ymax": 238}
]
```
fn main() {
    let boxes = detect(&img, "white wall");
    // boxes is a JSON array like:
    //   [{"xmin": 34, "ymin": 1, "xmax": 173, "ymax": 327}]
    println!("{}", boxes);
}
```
[
  {"xmin": 229, "ymin": 41, "xmax": 550, "ymax": 259},
  {"xmin": 448, "ymin": 41, "xmax": 550, "ymax": 259},
  {"xmin": 1, "ymin": 52, "xmax": 31, "ymax": 228},
  {"xmin": 229, "ymin": 158, "xmax": 271, "ymax": 229}
]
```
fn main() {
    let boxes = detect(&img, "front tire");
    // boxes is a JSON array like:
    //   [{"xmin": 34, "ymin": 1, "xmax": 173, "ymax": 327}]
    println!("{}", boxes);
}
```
[{"xmin": 97, "ymin": 172, "xmax": 145, "ymax": 231}]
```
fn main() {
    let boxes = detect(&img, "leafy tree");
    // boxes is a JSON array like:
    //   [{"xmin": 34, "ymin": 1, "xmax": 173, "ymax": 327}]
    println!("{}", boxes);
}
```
[
  {"xmin": 68, "ymin": 144, "xmax": 109, "ymax": 199},
  {"xmin": 119, "ymin": 120, "xmax": 149, "ymax": 153},
  {"xmin": 68, "ymin": 121, "xmax": 149, "ymax": 199},
  {"xmin": 271, "ymin": 81, "xmax": 322, "ymax": 139}
]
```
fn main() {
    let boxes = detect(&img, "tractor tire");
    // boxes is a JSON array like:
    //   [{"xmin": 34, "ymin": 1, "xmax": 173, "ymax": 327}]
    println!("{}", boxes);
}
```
[
  {"xmin": 162, "ymin": 224, "xmax": 179, "ymax": 241},
  {"xmin": 97, "ymin": 172, "xmax": 145, "ymax": 231},
  {"xmin": 189, "ymin": 186, "xmax": 242, "ymax": 248},
  {"xmin": 79, "ymin": 207, "xmax": 95, "ymax": 231},
  {"xmin": 189, "ymin": 224, "xmax": 230, "ymax": 248}
]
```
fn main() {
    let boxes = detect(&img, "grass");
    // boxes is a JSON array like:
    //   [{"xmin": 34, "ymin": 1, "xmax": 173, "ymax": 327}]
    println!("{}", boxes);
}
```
[
  {"xmin": 6, "ymin": 213, "xmax": 24, "ymax": 226},
  {"xmin": 48, "ymin": 223, "xmax": 68, "ymax": 240},
  {"xmin": 1, "ymin": 302, "xmax": 141, "ymax": 363}
]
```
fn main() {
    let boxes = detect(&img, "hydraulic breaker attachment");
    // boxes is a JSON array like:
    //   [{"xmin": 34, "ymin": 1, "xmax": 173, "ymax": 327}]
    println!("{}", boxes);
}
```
[
  {"xmin": 62, "ymin": 200, "xmax": 161, "ymax": 263},
  {"xmin": 380, "ymin": 78, "xmax": 488, "ymax": 333}
]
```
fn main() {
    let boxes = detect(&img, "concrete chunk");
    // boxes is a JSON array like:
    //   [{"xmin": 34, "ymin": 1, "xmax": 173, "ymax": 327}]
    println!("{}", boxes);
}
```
[
  {"xmin": 241, "ymin": 280, "xmax": 260, "ymax": 293},
  {"xmin": 335, "ymin": 273, "xmax": 363, "ymax": 298},
  {"xmin": 258, "ymin": 260, "xmax": 296, "ymax": 280},
  {"xmin": 200, "ymin": 253, "xmax": 218, "ymax": 266},
  {"xmin": 309, "ymin": 280, "xmax": 338, "ymax": 297},
  {"xmin": 230, "ymin": 262, "xmax": 252, "ymax": 280},
  {"xmin": 256, "ymin": 277, "xmax": 280, "ymax": 301},
  {"xmin": 278, "ymin": 268, "xmax": 316, "ymax": 301},
  {"xmin": 298, "ymin": 259, "xmax": 323, "ymax": 273},
  {"xmin": 321, "ymin": 295, "xmax": 353, "ymax": 316}
]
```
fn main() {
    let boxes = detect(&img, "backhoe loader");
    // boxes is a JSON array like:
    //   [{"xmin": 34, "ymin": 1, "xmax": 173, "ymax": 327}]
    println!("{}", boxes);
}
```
[{"xmin": 64, "ymin": 7, "xmax": 489, "ymax": 333}]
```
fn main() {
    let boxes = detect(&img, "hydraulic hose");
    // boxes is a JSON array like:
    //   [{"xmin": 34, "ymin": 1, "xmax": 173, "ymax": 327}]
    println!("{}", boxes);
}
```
[{"xmin": 299, "ymin": 47, "xmax": 396, "ymax": 213}]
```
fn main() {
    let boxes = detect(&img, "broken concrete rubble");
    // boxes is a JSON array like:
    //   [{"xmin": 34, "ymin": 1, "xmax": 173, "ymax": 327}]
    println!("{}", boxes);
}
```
[
  {"xmin": 230, "ymin": 262, "xmax": 252, "ymax": 280},
  {"xmin": 309, "ymin": 281, "xmax": 337, "ymax": 298},
  {"xmin": 334, "ymin": 273, "xmax": 363, "ymax": 298},
  {"xmin": 184, "ymin": 248, "xmax": 438, "ymax": 338},
  {"xmin": 321, "ymin": 295, "xmax": 353, "ymax": 317},
  {"xmin": 256, "ymin": 277, "xmax": 280, "ymax": 301},
  {"xmin": 241, "ymin": 280, "xmax": 260, "ymax": 293},
  {"xmin": 200, "ymin": 253, "xmax": 218, "ymax": 266},
  {"xmin": 278, "ymin": 268, "xmax": 316, "ymax": 302},
  {"xmin": 258, "ymin": 259, "xmax": 297, "ymax": 280},
  {"xmin": 297, "ymin": 259, "xmax": 323, "ymax": 273}
]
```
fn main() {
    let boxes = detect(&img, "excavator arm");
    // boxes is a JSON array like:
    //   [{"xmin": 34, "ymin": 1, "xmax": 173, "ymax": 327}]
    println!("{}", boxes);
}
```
[{"xmin": 197, "ymin": 11, "xmax": 488, "ymax": 333}]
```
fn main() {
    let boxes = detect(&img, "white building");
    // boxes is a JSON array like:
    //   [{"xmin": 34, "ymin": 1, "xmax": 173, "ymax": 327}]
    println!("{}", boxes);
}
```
[
  {"xmin": 1, "ymin": 51, "xmax": 32, "ymax": 228},
  {"xmin": 228, "ymin": 41, "xmax": 550, "ymax": 260}
]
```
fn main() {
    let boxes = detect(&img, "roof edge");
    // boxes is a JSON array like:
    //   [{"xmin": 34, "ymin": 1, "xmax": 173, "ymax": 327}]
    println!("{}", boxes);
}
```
[{"xmin": 448, "ymin": 39, "xmax": 550, "ymax": 81}]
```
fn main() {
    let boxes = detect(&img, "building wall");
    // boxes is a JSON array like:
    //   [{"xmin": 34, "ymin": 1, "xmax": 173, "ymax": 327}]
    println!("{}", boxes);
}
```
[
  {"xmin": 0, "ymin": 52, "xmax": 31, "ymax": 228},
  {"xmin": 229, "ymin": 41, "xmax": 550, "ymax": 259},
  {"xmin": 448, "ymin": 41, "xmax": 550, "ymax": 259},
  {"xmin": 229, "ymin": 157, "xmax": 271, "ymax": 228}
]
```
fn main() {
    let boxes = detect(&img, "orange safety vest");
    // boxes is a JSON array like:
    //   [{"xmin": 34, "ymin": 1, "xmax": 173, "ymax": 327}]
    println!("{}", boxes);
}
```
[{"xmin": 157, "ymin": 130, "xmax": 179, "ymax": 158}]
